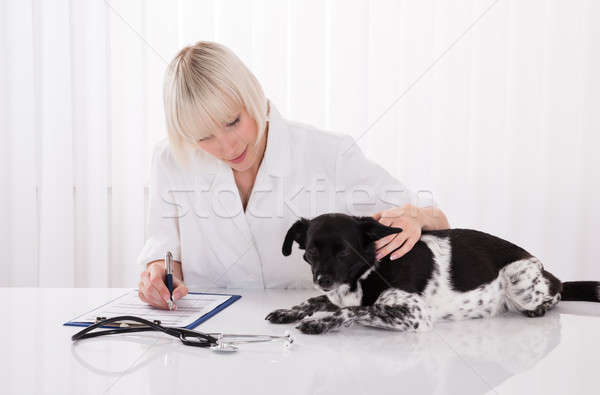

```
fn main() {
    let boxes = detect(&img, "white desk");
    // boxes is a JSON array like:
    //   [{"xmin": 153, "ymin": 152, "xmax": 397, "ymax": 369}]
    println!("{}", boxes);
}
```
[{"xmin": 1, "ymin": 288, "xmax": 599, "ymax": 395}]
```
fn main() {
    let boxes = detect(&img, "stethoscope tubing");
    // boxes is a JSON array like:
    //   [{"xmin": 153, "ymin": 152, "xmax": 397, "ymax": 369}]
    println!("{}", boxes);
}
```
[{"xmin": 71, "ymin": 315, "xmax": 220, "ymax": 348}]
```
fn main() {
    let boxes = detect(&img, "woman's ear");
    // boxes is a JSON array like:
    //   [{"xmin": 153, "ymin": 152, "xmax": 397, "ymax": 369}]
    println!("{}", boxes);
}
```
[
  {"xmin": 282, "ymin": 218, "xmax": 310, "ymax": 256},
  {"xmin": 356, "ymin": 216, "xmax": 403, "ymax": 244}
]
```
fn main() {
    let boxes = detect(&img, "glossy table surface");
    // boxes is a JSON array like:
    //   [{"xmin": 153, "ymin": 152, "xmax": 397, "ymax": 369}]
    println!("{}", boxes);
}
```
[{"xmin": 1, "ymin": 287, "xmax": 599, "ymax": 395}]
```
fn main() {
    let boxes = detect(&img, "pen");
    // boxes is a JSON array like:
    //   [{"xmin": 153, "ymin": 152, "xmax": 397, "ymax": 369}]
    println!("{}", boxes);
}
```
[{"xmin": 165, "ymin": 251, "xmax": 174, "ymax": 310}]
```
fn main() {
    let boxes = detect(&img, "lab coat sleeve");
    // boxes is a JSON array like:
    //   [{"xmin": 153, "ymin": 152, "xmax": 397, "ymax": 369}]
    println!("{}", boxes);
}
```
[
  {"xmin": 136, "ymin": 144, "xmax": 182, "ymax": 270},
  {"xmin": 334, "ymin": 135, "xmax": 436, "ymax": 216}
]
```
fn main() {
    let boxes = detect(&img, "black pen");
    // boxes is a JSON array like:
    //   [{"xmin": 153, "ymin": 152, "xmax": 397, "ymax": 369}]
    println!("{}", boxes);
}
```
[{"xmin": 165, "ymin": 251, "xmax": 174, "ymax": 310}]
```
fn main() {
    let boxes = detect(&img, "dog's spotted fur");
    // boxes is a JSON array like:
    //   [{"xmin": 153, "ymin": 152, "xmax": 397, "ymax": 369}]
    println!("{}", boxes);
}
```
[{"xmin": 267, "ymin": 214, "xmax": 599, "ymax": 334}]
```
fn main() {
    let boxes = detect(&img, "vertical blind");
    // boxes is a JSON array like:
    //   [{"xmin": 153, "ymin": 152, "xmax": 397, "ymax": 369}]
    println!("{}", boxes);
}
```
[{"xmin": 1, "ymin": 0, "xmax": 599, "ymax": 287}]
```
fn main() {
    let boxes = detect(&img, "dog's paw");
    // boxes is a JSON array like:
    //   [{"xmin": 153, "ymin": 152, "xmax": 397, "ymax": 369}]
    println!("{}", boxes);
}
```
[
  {"xmin": 296, "ymin": 317, "xmax": 336, "ymax": 335},
  {"xmin": 265, "ymin": 308, "xmax": 305, "ymax": 324},
  {"xmin": 522, "ymin": 305, "xmax": 547, "ymax": 318}
]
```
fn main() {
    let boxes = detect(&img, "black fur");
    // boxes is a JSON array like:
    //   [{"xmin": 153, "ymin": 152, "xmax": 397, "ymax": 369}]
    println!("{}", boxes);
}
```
[
  {"xmin": 561, "ymin": 281, "xmax": 600, "ymax": 302},
  {"xmin": 360, "ymin": 241, "xmax": 435, "ymax": 306},
  {"xmin": 282, "ymin": 218, "xmax": 310, "ymax": 256},
  {"xmin": 424, "ymin": 228, "xmax": 533, "ymax": 292}
]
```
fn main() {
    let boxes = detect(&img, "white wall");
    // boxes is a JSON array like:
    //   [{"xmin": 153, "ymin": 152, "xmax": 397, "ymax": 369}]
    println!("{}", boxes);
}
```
[{"xmin": 1, "ymin": 0, "xmax": 599, "ymax": 287}]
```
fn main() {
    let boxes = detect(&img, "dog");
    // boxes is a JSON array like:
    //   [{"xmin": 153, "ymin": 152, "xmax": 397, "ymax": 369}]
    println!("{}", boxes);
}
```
[{"xmin": 265, "ymin": 213, "xmax": 600, "ymax": 334}]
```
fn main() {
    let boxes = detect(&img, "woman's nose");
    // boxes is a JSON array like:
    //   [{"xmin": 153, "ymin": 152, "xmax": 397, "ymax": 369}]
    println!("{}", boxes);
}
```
[{"xmin": 216, "ymin": 133, "xmax": 239, "ymax": 158}]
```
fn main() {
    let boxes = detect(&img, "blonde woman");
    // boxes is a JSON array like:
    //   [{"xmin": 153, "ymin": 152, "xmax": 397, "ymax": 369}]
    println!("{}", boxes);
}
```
[{"xmin": 137, "ymin": 41, "xmax": 450, "ymax": 309}]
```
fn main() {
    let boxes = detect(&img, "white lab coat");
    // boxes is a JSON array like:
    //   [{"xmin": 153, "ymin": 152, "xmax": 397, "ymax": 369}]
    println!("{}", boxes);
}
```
[{"xmin": 136, "ymin": 100, "xmax": 435, "ymax": 290}]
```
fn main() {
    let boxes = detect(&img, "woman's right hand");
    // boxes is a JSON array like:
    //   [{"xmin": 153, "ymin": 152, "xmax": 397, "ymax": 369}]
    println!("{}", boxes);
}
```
[{"xmin": 138, "ymin": 260, "xmax": 189, "ymax": 309}]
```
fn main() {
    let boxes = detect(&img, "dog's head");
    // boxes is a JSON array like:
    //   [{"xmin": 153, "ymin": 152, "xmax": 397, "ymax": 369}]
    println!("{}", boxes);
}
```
[{"xmin": 282, "ymin": 213, "xmax": 402, "ymax": 292}]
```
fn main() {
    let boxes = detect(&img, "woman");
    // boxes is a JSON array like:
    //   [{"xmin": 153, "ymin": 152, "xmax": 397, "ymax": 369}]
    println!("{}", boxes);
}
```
[{"xmin": 137, "ymin": 41, "xmax": 450, "ymax": 309}]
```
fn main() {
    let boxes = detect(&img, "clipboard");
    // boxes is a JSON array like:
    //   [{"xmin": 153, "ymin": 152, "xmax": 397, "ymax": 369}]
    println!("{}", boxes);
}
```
[{"xmin": 64, "ymin": 291, "xmax": 241, "ymax": 329}]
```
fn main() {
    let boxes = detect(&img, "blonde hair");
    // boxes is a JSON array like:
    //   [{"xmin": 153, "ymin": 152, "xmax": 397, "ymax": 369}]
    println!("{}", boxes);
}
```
[{"xmin": 163, "ymin": 41, "xmax": 268, "ymax": 168}]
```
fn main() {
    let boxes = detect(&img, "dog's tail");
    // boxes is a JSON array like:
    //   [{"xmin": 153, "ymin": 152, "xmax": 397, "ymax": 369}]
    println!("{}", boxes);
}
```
[{"xmin": 560, "ymin": 281, "xmax": 600, "ymax": 302}]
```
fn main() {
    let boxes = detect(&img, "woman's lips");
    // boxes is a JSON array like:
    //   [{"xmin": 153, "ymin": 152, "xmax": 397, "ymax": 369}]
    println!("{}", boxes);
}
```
[{"xmin": 228, "ymin": 146, "xmax": 247, "ymax": 164}]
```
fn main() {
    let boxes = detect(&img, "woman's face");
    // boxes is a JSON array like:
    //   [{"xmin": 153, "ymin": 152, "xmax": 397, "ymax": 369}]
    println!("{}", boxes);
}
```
[{"xmin": 196, "ymin": 107, "xmax": 264, "ymax": 172}]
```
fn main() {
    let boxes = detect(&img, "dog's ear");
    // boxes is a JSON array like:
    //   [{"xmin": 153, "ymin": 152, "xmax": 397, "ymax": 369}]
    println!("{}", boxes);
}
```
[
  {"xmin": 282, "ymin": 218, "xmax": 310, "ymax": 256},
  {"xmin": 356, "ymin": 216, "xmax": 403, "ymax": 243}
]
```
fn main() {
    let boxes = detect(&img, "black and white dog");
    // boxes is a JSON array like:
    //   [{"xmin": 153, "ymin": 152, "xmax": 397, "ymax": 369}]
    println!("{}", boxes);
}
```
[{"xmin": 265, "ymin": 213, "xmax": 600, "ymax": 334}]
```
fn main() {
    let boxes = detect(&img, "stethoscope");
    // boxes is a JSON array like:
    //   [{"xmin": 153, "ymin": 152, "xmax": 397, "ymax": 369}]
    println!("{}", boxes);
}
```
[{"xmin": 71, "ymin": 315, "xmax": 294, "ymax": 353}]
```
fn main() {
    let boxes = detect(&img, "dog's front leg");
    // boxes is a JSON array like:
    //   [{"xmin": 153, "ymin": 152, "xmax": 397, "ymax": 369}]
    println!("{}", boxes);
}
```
[
  {"xmin": 295, "ymin": 307, "xmax": 360, "ymax": 334},
  {"xmin": 265, "ymin": 295, "xmax": 340, "ymax": 324},
  {"xmin": 296, "ymin": 289, "xmax": 432, "ymax": 334}
]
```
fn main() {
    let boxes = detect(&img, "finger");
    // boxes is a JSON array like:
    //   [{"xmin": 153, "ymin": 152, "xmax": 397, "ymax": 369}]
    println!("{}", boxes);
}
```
[
  {"xmin": 144, "ymin": 281, "xmax": 169, "ymax": 309},
  {"xmin": 138, "ymin": 287, "xmax": 148, "ymax": 303},
  {"xmin": 172, "ymin": 278, "xmax": 189, "ymax": 301},
  {"xmin": 148, "ymin": 264, "xmax": 171, "ymax": 303},
  {"xmin": 390, "ymin": 238, "xmax": 415, "ymax": 260},
  {"xmin": 138, "ymin": 279, "xmax": 147, "ymax": 296},
  {"xmin": 141, "ymin": 272, "xmax": 169, "ymax": 308},
  {"xmin": 375, "ymin": 230, "xmax": 402, "ymax": 250},
  {"xmin": 375, "ymin": 233, "xmax": 398, "ymax": 252},
  {"xmin": 378, "ymin": 217, "xmax": 393, "ymax": 227},
  {"xmin": 376, "ymin": 234, "xmax": 409, "ymax": 261},
  {"xmin": 140, "ymin": 271, "xmax": 156, "ymax": 300},
  {"xmin": 386, "ymin": 211, "xmax": 404, "ymax": 220},
  {"xmin": 375, "ymin": 235, "xmax": 405, "ymax": 261},
  {"xmin": 139, "ymin": 272, "xmax": 158, "ymax": 305},
  {"xmin": 372, "ymin": 212, "xmax": 382, "ymax": 221},
  {"xmin": 139, "ymin": 272, "xmax": 151, "ymax": 299}
]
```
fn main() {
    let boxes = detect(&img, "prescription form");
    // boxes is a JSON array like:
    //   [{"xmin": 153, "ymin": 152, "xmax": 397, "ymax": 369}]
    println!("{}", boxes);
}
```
[{"xmin": 74, "ymin": 291, "xmax": 232, "ymax": 327}]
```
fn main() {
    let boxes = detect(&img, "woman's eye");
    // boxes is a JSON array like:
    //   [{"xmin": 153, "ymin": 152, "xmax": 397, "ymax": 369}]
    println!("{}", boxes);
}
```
[
  {"xmin": 226, "ymin": 116, "xmax": 240, "ymax": 127},
  {"xmin": 197, "ymin": 135, "xmax": 213, "ymax": 143}
]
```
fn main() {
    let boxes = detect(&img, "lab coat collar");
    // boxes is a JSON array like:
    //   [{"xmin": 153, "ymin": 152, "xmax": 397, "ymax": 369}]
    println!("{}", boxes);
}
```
[{"xmin": 263, "ymin": 100, "xmax": 291, "ymax": 178}]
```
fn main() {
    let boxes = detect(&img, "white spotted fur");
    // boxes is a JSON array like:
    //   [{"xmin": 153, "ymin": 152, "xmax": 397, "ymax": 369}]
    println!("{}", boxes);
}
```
[{"xmin": 419, "ymin": 235, "xmax": 508, "ymax": 321}]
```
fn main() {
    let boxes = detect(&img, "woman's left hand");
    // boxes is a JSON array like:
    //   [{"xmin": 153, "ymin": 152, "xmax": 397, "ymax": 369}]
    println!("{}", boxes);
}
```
[{"xmin": 372, "ymin": 204, "xmax": 423, "ymax": 261}]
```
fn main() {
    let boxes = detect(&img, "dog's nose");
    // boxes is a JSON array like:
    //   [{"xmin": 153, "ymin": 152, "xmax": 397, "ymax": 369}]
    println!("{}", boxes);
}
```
[{"xmin": 317, "ymin": 275, "xmax": 333, "ymax": 289}]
